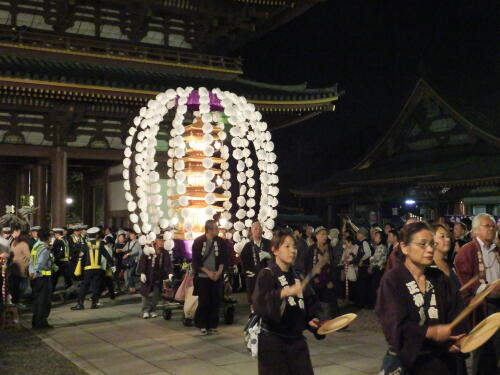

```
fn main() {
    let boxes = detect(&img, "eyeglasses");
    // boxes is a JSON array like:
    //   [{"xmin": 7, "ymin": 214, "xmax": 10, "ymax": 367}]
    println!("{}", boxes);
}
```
[
  {"xmin": 480, "ymin": 224, "xmax": 496, "ymax": 229},
  {"xmin": 411, "ymin": 241, "xmax": 437, "ymax": 249}
]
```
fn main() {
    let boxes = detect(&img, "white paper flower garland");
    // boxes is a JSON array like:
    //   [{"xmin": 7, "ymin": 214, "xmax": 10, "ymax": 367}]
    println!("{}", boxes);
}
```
[{"xmin": 123, "ymin": 87, "xmax": 279, "ymax": 253}]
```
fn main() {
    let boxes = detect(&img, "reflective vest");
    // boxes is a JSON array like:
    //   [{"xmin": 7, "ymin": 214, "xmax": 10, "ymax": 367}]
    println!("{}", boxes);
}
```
[
  {"xmin": 61, "ymin": 238, "xmax": 70, "ymax": 261},
  {"xmin": 31, "ymin": 241, "xmax": 52, "ymax": 276},
  {"xmin": 84, "ymin": 241, "xmax": 102, "ymax": 270}
]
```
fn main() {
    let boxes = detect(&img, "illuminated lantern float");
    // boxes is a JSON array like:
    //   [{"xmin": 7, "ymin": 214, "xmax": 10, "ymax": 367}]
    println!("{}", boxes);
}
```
[{"xmin": 123, "ymin": 87, "xmax": 279, "ymax": 255}]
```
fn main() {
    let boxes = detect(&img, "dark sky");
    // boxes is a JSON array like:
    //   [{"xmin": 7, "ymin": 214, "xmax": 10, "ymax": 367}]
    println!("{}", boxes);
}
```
[{"xmin": 234, "ymin": 0, "xmax": 498, "ymax": 207}]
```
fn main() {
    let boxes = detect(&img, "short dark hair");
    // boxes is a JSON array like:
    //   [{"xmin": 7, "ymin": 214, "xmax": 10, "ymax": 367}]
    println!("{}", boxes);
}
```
[
  {"xmin": 271, "ymin": 230, "xmax": 297, "ymax": 251},
  {"xmin": 454, "ymin": 222, "xmax": 467, "ymax": 231},
  {"xmin": 344, "ymin": 234, "xmax": 354, "ymax": 245},
  {"xmin": 388, "ymin": 229, "xmax": 399, "ymax": 240},
  {"xmin": 205, "ymin": 220, "xmax": 217, "ymax": 233},
  {"xmin": 11, "ymin": 225, "xmax": 21, "ymax": 232},
  {"xmin": 38, "ymin": 229, "xmax": 51, "ymax": 242},
  {"xmin": 292, "ymin": 225, "xmax": 305, "ymax": 237},
  {"xmin": 374, "ymin": 230, "xmax": 387, "ymax": 245},
  {"xmin": 399, "ymin": 222, "xmax": 433, "ymax": 245}
]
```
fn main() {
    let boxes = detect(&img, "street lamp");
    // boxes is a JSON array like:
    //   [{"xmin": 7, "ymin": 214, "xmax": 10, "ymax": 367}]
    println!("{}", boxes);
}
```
[{"xmin": 66, "ymin": 197, "xmax": 73, "ymax": 205}]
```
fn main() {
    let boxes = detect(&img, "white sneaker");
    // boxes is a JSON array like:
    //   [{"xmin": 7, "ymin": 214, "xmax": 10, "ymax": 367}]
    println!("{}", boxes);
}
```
[
  {"xmin": 200, "ymin": 328, "xmax": 208, "ymax": 336},
  {"xmin": 143, "ymin": 312, "xmax": 150, "ymax": 319},
  {"xmin": 208, "ymin": 328, "xmax": 219, "ymax": 335},
  {"xmin": 150, "ymin": 312, "xmax": 158, "ymax": 318}
]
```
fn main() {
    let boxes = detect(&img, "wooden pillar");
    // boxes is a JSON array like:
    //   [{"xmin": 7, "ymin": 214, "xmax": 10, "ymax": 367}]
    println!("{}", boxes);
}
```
[
  {"xmin": 50, "ymin": 147, "xmax": 67, "ymax": 227},
  {"xmin": 32, "ymin": 164, "xmax": 48, "ymax": 227},
  {"xmin": 104, "ymin": 167, "xmax": 110, "ymax": 228},
  {"xmin": 15, "ymin": 167, "xmax": 30, "ymax": 207},
  {"xmin": 82, "ymin": 171, "xmax": 93, "ymax": 225}
]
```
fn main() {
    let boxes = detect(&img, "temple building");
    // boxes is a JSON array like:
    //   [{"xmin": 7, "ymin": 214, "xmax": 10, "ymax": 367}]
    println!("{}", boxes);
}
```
[
  {"xmin": 0, "ymin": 0, "xmax": 340, "ymax": 227},
  {"xmin": 292, "ymin": 78, "xmax": 500, "ymax": 226}
]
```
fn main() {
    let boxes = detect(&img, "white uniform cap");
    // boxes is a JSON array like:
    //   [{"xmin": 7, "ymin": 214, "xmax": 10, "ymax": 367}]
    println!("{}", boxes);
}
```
[
  {"xmin": 52, "ymin": 228, "xmax": 64, "ymax": 233},
  {"xmin": 87, "ymin": 227, "xmax": 100, "ymax": 235}
]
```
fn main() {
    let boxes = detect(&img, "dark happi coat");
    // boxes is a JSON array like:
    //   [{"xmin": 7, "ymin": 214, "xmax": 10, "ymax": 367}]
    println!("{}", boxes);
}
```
[
  {"xmin": 375, "ymin": 261, "xmax": 467, "ymax": 371},
  {"xmin": 252, "ymin": 262, "xmax": 324, "ymax": 375},
  {"xmin": 304, "ymin": 244, "xmax": 336, "ymax": 289},
  {"xmin": 191, "ymin": 235, "xmax": 228, "ymax": 275},
  {"xmin": 137, "ymin": 249, "xmax": 172, "ymax": 297},
  {"xmin": 241, "ymin": 238, "xmax": 271, "ymax": 303}
]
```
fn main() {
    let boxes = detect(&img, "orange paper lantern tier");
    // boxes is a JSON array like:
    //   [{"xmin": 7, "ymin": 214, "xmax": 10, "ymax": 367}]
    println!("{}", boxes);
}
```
[{"xmin": 169, "ymin": 191, "xmax": 229, "ymax": 202}]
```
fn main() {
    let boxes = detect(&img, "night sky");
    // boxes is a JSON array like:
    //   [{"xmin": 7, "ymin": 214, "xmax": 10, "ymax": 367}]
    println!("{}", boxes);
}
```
[{"xmin": 235, "ymin": 0, "xmax": 498, "ymax": 207}]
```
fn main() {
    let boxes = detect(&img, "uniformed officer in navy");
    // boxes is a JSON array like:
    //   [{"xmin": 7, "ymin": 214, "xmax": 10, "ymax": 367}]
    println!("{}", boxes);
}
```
[
  {"xmin": 71, "ymin": 227, "xmax": 114, "ymax": 310},
  {"xmin": 29, "ymin": 228, "xmax": 54, "ymax": 329},
  {"xmin": 29, "ymin": 226, "xmax": 41, "ymax": 250},
  {"xmin": 51, "ymin": 228, "xmax": 73, "ymax": 290}
]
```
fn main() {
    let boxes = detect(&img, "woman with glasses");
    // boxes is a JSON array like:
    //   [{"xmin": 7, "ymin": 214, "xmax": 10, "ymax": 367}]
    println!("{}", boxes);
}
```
[{"xmin": 375, "ymin": 222, "xmax": 468, "ymax": 374}]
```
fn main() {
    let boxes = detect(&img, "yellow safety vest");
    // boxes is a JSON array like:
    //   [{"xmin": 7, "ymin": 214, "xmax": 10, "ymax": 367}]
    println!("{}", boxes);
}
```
[
  {"xmin": 30, "ymin": 241, "xmax": 52, "ymax": 276},
  {"xmin": 84, "ymin": 241, "xmax": 102, "ymax": 270},
  {"xmin": 60, "ymin": 238, "xmax": 70, "ymax": 261}
]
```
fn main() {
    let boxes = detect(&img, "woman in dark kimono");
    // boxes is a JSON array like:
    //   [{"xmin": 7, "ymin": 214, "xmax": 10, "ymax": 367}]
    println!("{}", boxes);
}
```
[
  {"xmin": 252, "ymin": 231, "xmax": 324, "ymax": 375},
  {"xmin": 431, "ymin": 223, "xmax": 468, "ymax": 375},
  {"xmin": 376, "ymin": 222, "xmax": 468, "ymax": 375}
]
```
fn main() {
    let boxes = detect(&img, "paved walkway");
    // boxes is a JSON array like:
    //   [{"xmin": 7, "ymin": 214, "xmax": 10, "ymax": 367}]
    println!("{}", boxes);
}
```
[{"xmin": 25, "ymin": 294, "xmax": 387, "ymax": 375}]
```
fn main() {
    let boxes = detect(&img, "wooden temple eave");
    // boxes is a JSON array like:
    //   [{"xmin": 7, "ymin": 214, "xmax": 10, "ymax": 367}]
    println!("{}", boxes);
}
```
[
  {"xmin": 417, "ymin": 176, "xmax": 500, "ymax": 189},
  {"xmin": 336, "ymin": 174, "xmax": 438, "ymax": 186},
  {"xmin": 0, "ymin": 76, "xmax": 338, "ymax": 114},
  {"xmin": 0, "ymin": 42, "xmax": 243, "ymax": 79},
  {"xmin": 291, "ymin": 186, "xmax": 364, "ymax": 199},
  {"xmin": 0, "ymin": 143, "xmax": 168, "ymax": 162}
]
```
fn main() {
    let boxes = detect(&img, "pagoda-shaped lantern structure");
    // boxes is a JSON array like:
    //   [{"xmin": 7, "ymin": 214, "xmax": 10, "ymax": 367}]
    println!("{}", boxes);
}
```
[{"xmin": 123, "ymin": 87, "xmax": 280, "ymax": 254}]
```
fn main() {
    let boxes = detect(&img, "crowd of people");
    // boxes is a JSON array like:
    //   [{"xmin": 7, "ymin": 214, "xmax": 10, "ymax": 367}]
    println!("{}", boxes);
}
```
[
  {"xmin": 241, "ymin": 214, "xmax": 499, "ymax": 375},
  {"xmin": 0, "ymin": 213, "xmax": 499, "ymax": 375}
]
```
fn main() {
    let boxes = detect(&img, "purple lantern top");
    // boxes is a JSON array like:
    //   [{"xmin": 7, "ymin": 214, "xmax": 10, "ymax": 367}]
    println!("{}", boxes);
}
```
[{"xmin": 182, "ymin": 90, "xmax": 224, "ymax": 112}]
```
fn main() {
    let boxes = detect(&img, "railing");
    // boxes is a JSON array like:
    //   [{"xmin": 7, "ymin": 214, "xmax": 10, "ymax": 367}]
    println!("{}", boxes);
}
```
[{"xmin": 0, "ymin": 26, "xmax": 243, "ymax": 72}]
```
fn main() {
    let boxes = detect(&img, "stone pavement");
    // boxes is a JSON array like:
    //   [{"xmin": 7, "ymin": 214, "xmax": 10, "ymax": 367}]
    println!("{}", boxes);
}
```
[{"xmin": 25, "ymin": 294, "xmax": 387, "ymax": 375}]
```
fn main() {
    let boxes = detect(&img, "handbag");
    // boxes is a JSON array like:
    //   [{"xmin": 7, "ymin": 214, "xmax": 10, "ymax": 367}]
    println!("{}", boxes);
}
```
[
  {"xmin": 379, "ymin": 350, "xmax": 406, "ymax": 375},
  {"xmin": 244, "ymin": 313, "xmax": 261, "ymax": 358},
  {"xmin": 175, "ymin": 270, "xmax": 192, "ymax": 302},
  {"xmin": 346, "ymin": 265, "xmax": 357, "ymax": 282},
  {"xmin": 121, "ymin": 243, "xmax": 134, "ymax": 269},
  {"xmin": 243, "ymin": 266, "xmax": 274, "ymax": 358}
]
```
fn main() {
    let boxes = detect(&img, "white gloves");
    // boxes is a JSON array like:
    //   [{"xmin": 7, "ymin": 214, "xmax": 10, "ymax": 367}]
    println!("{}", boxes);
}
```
[
  {"xmin": 111, "ymin": 266, "xmax": 116, "ymax": 273},
  {"xmin": 168, "ymin": 273, "xmax": 173, "ymax": 281},
  {"xmin": 259, "ymin": 251, "xmax": 271, "ymax": 261},
  {"xmin": 140, "ymin": 273, "xmax": 147, "ymax": 283},
  {"xmin": 245, "ymin": 271, "xmax": 255, "ymax": 277}
]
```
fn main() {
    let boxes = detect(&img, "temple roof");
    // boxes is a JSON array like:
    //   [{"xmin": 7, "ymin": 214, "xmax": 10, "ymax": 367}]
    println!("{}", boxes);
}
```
[
  {"xmin": 292, "ymin": 78, "xmax": 500, "ymax": 198},
  {"xmin": 0, "ymin": 0, "xmax": 323, "ymax": 54},
  {"xmin": 0, "ymin": 51, "xmax": 340, "ymax": 112}
]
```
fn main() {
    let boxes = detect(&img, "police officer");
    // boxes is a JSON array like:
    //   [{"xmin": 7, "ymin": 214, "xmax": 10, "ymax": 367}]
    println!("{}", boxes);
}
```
[
  {"xmin": 67, "ymin": 224, "xmax": 84, "ymax": 275},
  {"xmin": 51, "ymin": 228, "xmax": 72, "ymax": 290},
  {"xmin": 29, "ymin": 226, "xmax": 41, "ymax": 250},
  {"xmin": 28, "ymin": 228, "xmax": 54, "ymax": 329},
  {"xmin": 71, "ymin": 227, "xmax": 114, "ymax": 310}
]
